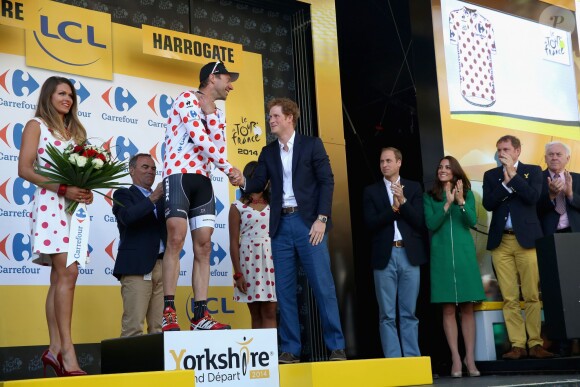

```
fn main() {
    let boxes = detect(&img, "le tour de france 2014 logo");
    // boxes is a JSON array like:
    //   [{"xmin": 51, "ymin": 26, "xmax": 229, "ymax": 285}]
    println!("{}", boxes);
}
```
[{"xmin": 231, "ymin": 116, "xmax": 262, "ymax": 157}]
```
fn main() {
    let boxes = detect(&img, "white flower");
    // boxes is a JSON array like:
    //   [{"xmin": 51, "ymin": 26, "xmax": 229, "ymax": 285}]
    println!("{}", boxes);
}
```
[
  {"xmin": 92, "ymin": 158, "xmax": 104, "ymax": 170},
  {"xmin": 75, "ymin": 155, "xmax": 88, "ymax": 167},
  {"xmin": 69, "ymin": 153, "xmax": 78, "ymax": 165}
]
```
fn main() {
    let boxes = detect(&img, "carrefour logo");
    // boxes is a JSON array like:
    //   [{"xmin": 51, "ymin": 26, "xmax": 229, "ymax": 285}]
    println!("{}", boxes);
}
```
[
  {"xmin": 0, "ymin": 70, "xmax": 39, "ymax": 97},
  {"xmin": 102, "ymin": 87, "xmax": 137, "ymax": 112},
  {"xmin": 149, "ymin": 142, "xmax": 166, "ymax": 169},
  {"xmin": 0, "ymin": 122, "xmax": 24, "ymax": 151},
  {"xmin": 0, "ymin": 178, "xmax": 35, "ymax": 205},
  {"xmin": 69, "ymin": 78, "xmax": 90, "ymax": 104},
  {"xmin": 105, "ymin": 239, "xmax": 117, "ymax": 261},
  {"xmin": 210, "ymin": 242, "xmax": 227, "ymax": 266},
  {"xmin": 215, "ymin": 197, "xmax": 224, "ymax": 216},
  {"xmin": 0, "ymin": 233, "xmax": 31, "ymax": 262},
  {"xmin": 103, "ymin": 136, "xmax": 139, "ymax": 162},
  {"xmin": 148, "ymin": 94, "xmax": 174, "ymax": 118},
  {"xmin": 101, "ymin": 87, "xmax": 139, "ymax": 125}
]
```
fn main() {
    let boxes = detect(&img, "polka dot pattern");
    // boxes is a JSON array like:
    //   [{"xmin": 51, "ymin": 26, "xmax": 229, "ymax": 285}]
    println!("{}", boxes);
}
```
[
  {"xmin": 232, "ymin": 200, "xmax": 276, "ymax": 303},
  {"xmin": 163, "ymin": 91, "xmax": 233, "ymax": 178},
  {"xmin": 449, "ymin": 8, "xmax": 496, "ymax": 107},
  {"xmin": 29, "ymin": 118, "xmax": 74, "ymax": 265}
]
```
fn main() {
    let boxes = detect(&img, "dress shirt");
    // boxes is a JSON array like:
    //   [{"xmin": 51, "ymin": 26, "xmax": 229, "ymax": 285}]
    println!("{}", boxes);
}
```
[
  {"xmin": 502, "ymin": 161, "xmax": 519, "ymax": 230},
  {"xmin": 548, "ymin": 170, "xmax": 570, "ymax": 230},
  {"xmin": 384, "ymin": 177, "xmax": 403, "ymax": 241},
  {"xmin": 280, "ymin": 131, "xmax": 298, "ymax": 208}
]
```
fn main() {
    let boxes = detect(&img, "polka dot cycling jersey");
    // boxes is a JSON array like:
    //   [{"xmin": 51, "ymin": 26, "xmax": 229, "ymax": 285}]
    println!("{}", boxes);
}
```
[
  {"xmin": 449, "ymin": 7, "xmax": 497, "ymax": 107},
  {"xmin": 163, "ymin": 90, "xmax": 233, "ymax": 178}
]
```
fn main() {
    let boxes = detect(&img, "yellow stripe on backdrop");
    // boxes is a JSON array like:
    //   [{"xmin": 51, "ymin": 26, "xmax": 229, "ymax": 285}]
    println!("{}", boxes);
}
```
[{"xmin": 0, "ymin": 286, "xmax": 250, "ymax": 347}]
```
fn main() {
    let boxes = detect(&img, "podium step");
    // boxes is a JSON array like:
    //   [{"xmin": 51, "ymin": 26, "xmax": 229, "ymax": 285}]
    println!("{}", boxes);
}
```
[
  {"xmin": 0, "ymin": 371, "xmax": 193, "ymax": 387},
  {"xmin": 279, "ymin": 356, "xmax": 433, "ymax": 387}
]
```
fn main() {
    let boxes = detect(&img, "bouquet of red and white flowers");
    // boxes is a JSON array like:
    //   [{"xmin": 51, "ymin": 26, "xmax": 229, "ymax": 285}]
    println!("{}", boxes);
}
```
[{"xmin": 36, "ymin": 141, "xmax": 129, "ymax": 213}]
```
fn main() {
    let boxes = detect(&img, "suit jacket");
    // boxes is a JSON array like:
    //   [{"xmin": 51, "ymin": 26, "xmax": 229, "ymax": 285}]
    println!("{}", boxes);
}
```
[
  {"xmin": 112, "ymin": 185, "xmax": 167, "ymax": 280},
  {"xmin": 362, "ymin": 178, "xmax": 428, "ymax": 270},
  {"xmin": 482, "ymin": 162, "xmax": 543, "ymax": 250},
  {"xmin": 537, "ymin": 169, "xmax": 580, "ymax": 235},
  {"xmin": 244, "ymin": 133, "xmax": 334, "ymax": 237}
]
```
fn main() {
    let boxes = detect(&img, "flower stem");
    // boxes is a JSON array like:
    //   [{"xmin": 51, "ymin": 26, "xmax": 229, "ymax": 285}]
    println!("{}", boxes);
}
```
[{"xmin": 66, "ymin": 200, "xmax": 79, "ymax": 215}]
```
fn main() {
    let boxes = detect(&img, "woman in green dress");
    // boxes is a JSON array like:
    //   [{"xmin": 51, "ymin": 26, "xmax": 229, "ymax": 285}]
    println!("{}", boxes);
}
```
[{"xmin": 424, "ymin": 156, "xmax": 485, "ymax": 378}]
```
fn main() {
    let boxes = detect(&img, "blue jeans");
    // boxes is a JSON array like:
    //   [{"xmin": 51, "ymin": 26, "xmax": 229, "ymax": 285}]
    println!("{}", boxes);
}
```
[
  {"xmin": 271, "ymin": 212, "xmax": 345, "ymax": 355},
  {"xmin": 374, "ymin": 246, "xmax": 420, "ymax": 358}
]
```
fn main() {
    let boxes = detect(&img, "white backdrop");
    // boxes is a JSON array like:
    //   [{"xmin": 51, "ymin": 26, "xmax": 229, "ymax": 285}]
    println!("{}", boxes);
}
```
[{"xmin": 0, "ymin": 53, "xmax": 233, "ymax": 287}]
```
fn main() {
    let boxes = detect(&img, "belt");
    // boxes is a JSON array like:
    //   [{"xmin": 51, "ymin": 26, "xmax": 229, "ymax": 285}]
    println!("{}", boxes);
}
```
[
  {"xmin": 281, "ymin": 206, "xmax": 299, "ymax": 215},
  {"xmin": 392, "ymin": 240, "xmax": 404, "ymax": 248},
  {"xmin": 503, "ymin": 229, "xmax": 515, "ymax": 235}
]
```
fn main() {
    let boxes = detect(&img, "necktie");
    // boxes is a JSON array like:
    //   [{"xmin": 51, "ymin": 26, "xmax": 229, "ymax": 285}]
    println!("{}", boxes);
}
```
[{"xmin": 554, "ymin": 174, "xmax": 566, "ymax": 215}]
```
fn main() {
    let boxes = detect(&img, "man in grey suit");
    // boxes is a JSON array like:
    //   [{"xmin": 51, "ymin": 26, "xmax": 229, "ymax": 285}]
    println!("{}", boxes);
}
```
[
  {"xmin": 537, "ymin": 141, "xmax": 580, "ymax": 356},
  {"xmin": 537, "ymin": 141, "xmax": 580, "ymax": 234}
]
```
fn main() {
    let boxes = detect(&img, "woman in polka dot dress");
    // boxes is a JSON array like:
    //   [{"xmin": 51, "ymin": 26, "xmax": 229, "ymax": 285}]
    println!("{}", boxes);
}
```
[
  {"xmin": 228, "ymin": 161, "xmax": 276, "ymax": 328},
  {"xmin": 18, "ymin": 76, "xmax": 93, "ymax": 376}
]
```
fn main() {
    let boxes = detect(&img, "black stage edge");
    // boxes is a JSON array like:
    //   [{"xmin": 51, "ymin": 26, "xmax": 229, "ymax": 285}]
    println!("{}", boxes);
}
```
[
  {"xmin": 0, "ymin": 343, "xmax": 100, "ymax": 381},
  {"xmin": 476, "ymin": 356, "xmax": 580, "ymax": 375},
  {"xmin": 101, "ymin": 332, "xmax": 164, "ymax": 374}
]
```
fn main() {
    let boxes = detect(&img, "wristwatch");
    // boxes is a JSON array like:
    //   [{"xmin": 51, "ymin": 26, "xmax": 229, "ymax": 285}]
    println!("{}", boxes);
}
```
[{"xmin": 317, "ymin": 215, "xmax": 328, "ymax": 223}]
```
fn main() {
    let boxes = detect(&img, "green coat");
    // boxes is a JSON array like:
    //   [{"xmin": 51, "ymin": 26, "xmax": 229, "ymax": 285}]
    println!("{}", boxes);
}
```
[{"xmin": 424, "ymin": 190, "xmax": 485, "ymax": 303}]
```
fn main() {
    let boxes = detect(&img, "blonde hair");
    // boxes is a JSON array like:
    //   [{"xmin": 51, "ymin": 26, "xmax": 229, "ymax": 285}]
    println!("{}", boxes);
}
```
[{"xmin": 35, "ymin": 76, "xmax": 87, "ymax": 145}]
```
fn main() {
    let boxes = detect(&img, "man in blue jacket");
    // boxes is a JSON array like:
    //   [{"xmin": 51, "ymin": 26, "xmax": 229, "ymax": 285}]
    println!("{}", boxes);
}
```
[
  {"xmin": 483, "ymin": 135, "xmax": 553, "ymax": 359},
  {"xmin": 232, "ymin": 98, "xmax": 346, "ymax": 363},
  {"xmin": 362, "ymin": 147, "xmax": 427, "ymax": 358},
  {"xmin": 113, "ymin": 153, "xmax": 166, "ymax": 336}
]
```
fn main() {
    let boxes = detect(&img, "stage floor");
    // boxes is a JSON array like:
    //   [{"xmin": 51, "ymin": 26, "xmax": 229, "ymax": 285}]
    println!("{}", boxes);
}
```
[{"xmin": 427, "ymin": 373, "xmax": 580, "ymax": 386}]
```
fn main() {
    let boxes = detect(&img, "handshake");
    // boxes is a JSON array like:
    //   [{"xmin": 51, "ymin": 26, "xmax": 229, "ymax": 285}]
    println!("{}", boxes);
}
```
[{"xmin": 228, "ymin": 167, "xmax": 245, "ymax": 187}]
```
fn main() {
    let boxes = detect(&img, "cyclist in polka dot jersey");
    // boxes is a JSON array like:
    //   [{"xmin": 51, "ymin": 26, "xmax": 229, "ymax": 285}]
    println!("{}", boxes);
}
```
[{"xmin": 161, "ymin": 61, "xmax": 243, "ymax": 332}]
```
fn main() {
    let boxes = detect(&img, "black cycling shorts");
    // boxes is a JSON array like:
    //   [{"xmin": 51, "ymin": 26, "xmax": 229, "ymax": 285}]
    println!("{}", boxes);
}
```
[{"xmin": 163, "ymin": 174, "xmax": 216, "ymax": 230}]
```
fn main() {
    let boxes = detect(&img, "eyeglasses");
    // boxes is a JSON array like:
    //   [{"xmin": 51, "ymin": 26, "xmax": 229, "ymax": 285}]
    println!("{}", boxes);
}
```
[{"xmin": 210, "ymin": 60, "xmax": 221, "ymax": 75}]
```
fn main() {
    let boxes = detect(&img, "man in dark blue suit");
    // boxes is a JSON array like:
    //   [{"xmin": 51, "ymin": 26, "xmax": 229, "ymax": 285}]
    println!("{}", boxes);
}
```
[
  {"xmin": 362, "ymin": 147, "xmax": 427, "ymax": 358},
  {"xmin": 482, "ymin": 135, "xmax": 553, "ymax": 359},
  {"xmin": 233, "ymin": 98, "xmax": 346, "ymax": 363},
  {"xmin": 113, "ymin": 153, "xmax": 167, "ymax": 337}
]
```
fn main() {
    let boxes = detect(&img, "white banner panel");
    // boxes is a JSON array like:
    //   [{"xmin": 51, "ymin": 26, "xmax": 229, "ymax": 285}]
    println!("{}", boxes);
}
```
[
  {"xmin": 164, "ymin": 329, "xmax": 279, "ymax": 387},
  {"xmin": 0, "ymin": 53, "xmax": 232, "ymax": 286},
  {"xmin": 441, "ymin": 0, "xmax": 579, "ymax": 125}
]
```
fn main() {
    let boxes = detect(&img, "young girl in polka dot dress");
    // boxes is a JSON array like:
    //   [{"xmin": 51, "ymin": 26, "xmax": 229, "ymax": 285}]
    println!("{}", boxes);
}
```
[
  {"xmin": 18, "ymin": 76, "xmax": 93, "ymax": 376},
  {"xmin": 228, "ymin": 161, "xmax": 277, "ymax": 329}
]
